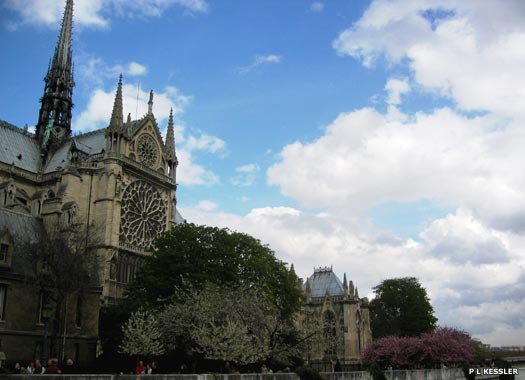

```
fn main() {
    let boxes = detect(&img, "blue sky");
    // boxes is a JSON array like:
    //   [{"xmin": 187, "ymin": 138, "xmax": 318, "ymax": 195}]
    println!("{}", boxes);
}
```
[{"xmin": 1, "ymin": 0, "xmax": 525, "ymax": 346}]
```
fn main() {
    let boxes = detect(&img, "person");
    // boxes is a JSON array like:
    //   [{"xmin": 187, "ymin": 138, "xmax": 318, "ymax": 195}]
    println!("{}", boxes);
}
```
[
  {"xmin": 136, "ymin": 360, "xmax": 147, "ymax": 375},
  {"xmin": 62, "ymin": 358, "xmax": 76, "ymax": 374},
  {"xmin": 261, "ymin": 364, "xmax": 268, "ymax": 374},
  {"xmin": 149, "ymin": 362, "xmax": 158, "ymax": 374},
  {"xmin": 34, "ymin": 359, "xmax": 44, "ymax": 374},
  {"xmin": 334, "ymin": 359, "xmax": 342, "ymax": 372},
  {"xmin": 44, "ymin": 358, "xmax": 61, "ymax": 374},
  {"xmin": 26, "ymin": 362, "xmax": 35, "ymax": 374},
  {"xmin": 13, "ymin": 363, "xmax": 22, "ymax": 374}
]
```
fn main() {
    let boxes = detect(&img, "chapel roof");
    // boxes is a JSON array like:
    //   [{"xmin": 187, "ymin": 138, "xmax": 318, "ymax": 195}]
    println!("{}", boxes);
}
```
[{"xmin": 305, "ymin": 266, "xmax": 345, "ymax": 297}]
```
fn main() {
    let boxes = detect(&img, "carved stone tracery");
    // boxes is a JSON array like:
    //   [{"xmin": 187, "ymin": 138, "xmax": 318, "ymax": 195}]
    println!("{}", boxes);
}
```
[
  {"xmin": 119, "ymin": 180, "xmax": 166, "ymax": 250},
  {"xmin": 137, "ymin": 134, "xmax": 159, "ymax": 168}
]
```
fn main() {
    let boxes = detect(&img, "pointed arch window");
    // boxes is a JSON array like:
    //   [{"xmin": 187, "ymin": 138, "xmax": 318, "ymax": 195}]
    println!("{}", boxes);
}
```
[{"xmin": 323, "ymin": 311, "xmax": 337, "ymax": 355}]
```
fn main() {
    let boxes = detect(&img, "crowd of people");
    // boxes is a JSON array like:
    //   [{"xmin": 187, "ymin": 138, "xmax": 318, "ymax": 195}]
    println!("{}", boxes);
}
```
[
  {"xmin": 134, "ymin": 360, "xmax": 158, "ymax": 375},
  {"xmin": 10, "ymin": 358, "xmax": 77, "ymax": 374}
]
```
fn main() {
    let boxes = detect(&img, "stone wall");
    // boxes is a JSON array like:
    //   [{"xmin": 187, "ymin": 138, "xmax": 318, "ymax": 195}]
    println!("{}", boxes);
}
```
[{"xmin": 0, "ymin": 368, "xmax": 466, "ymax": 380}]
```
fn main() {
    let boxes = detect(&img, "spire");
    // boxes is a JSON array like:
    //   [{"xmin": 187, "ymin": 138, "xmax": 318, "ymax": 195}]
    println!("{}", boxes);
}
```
[
  {"xmin": 148, "ymin": 90, "xmax": 154, "ymax": 115},
  {"xmin": 107, "ymin": 74, "xmax": 124, "ymax": 133},
  {"xmin": 54, "ymin": 0, "xmax": 74, "ymax": 71},
  {"xmin": 305, "ymin": 278, "xmax": 312, "ymax": 299},
  {"xmin": 343, "ymin": 273, "xmax": 349, "ymax": 295},
  {"xmin": 106, "ymin": 75, "xmax": 128, "ymax": 154},
  {"xmin": 164, "ymin": 108, "xmax": 177, "ymax": 163},
  {"xmin": 36, "ymin": 0, "xmax": 75, "ymax": 154}
]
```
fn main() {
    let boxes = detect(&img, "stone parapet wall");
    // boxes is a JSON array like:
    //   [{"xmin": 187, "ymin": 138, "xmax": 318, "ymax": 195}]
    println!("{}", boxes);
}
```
[{"xmin": 0, "ymin": 369, "xmax": 466, "ymax": 380}]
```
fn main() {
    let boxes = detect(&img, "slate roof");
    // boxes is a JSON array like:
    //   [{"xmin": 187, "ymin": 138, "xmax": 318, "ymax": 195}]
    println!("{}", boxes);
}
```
[
  {"xmin": 74, "ymin": 129, "xmax": 106, "ymax": 154},
  {"xmin": 305, "ymin": 268, "xmax": 345, "ymax": 297},
  {"xmin": 0, "ymin": 120, "xmax": 41, "ymax": 173},
  {"xmin": 175, "ymin": 208, "xmax": 186, "ymax": 224},
  {"xmin": 0, "ymin": 120, "xmax": 108, "ymax": 174},
  {"xmin": 44, "ymin": 140, "xmax": 72, "ymax": 173},
  {"xmin": 44, "ymin": 129, "xmax": 106, "ymax": 173}
]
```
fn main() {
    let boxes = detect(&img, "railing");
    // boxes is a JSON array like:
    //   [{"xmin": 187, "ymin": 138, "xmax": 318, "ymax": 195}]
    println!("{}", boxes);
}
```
[{"xmin": 0, "ymin": 151, "xmax": 174, "ymax": 186}]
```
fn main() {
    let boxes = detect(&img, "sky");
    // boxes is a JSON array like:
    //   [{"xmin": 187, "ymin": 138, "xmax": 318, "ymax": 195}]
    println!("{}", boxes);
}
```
[{"xmin": 1, "ymin": 0, "xmax": 524, "ymax": 346}]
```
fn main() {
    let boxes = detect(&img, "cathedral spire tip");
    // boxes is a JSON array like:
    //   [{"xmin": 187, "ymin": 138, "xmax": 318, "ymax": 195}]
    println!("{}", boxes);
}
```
[{"xmin": 36, "ymin": 0, "xmax": 75, "ymax": 154}]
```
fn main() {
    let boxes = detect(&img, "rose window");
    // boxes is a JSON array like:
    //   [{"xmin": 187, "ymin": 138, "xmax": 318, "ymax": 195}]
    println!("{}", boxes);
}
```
[
  {"xmin": 137, "ymin": 134, "xmax": 159, "ymax": 168},
  {"xmin": 120, "ymin": 180, "xmax": 166, "ymax": 250}
]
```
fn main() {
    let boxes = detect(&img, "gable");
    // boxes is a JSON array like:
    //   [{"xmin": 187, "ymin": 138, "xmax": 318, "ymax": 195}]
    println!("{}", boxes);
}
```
[{"xmin": 128, "ymin": 116, "xmax": 168, "ymax": 171}]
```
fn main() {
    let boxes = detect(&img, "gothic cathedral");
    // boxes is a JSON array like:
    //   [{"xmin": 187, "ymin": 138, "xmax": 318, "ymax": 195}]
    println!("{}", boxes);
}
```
[{"xmin": 0, "ymin": 0, "xmax": 180, "ymax": 363}]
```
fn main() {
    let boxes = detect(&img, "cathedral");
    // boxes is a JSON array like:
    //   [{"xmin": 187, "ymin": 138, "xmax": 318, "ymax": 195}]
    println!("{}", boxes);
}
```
[
  {"xmin": 300, "ymin": 267, "xmax": 372, "ymax": 368},
  {"xmin": 0, "ymin": 0, "xmax": 181, "ymax": 364},
  {"xmin": 0, "ymin": 0, "xmax": 372, "ymax": 368}
]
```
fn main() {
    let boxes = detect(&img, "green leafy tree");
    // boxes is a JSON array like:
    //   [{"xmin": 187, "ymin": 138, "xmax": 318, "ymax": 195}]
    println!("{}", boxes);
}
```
[
  {"xmin": 370, "ymin": 277, "xmax": 437, "ymax": 338},
  {"xmin": 121, "ymin": 223, "xmax": 304, "ymax": 369},
  {"xmin": 125, "ymin": 223, "xmax": 303, "ymax": 320},
  {"xmin": 120, "ymin": 308, "xmax": 165, "ymax": 357}
]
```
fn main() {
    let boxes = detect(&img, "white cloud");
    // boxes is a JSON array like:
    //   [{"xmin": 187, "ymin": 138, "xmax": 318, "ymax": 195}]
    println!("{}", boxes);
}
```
[
  {"xmin": 268, "ymin": 106, "xmax": 525, "ymax": 233},
  {"xmin": 3, "ymin": 0, "xmax": 208, "ymax": 30},
  {"xmin": 185, "ymin": 134, "xmax": 226, "ymax": 154},
  {"xmin": 3, "ymin": 0, "xmax": 107, "ymax": 29},
  {"xmin": 176, "ymin": 149, "xmax": 219, "ymax": 186},
  {"xmin": 195, "ymin": 200, "xmax": 219, "ymax": 211},
  {"xmin": 237, "ymin": 54, "xmax": 282, "ymax": 74},
  {"xmin": 385, "ymin": 77, "xmax": 410, "ymax": 105},
  {"xmin": 333, "ymin": 0, "xmax": 525, "ymax": 118},
  {"xmin": 231, "ymin": 163, "xmax": 260, "ymax": 187},
  {"xmin": 74, "ymin": 83, "xmax": 189, "ymax": 132},
  {"xmin": 179, "ymin": 205, "xmax": 525, "ymax": 345},
  {"xmin": 73, "ymin": 80, "xmax": 220, "ymax": 186},
  {"xmin": 78, "ymin": 57, "xmax": 149, "ymax": 88},
  {"xmin": 421, "ymin": 209, "xmax": 509, "ymax": 265},
  {"xmin": 310, "ymin": 2, "xmax": 324, "ymax": 13},
  {"xmin": 126, "ymin": 62, "xmax": 148, "ymax": 76}
]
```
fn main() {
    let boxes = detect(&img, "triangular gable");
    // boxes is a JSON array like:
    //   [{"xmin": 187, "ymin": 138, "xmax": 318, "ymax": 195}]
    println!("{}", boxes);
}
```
[
  {"xmin": 128, "ymin": 114, "xmax": 164, "ymax": 145},
  {"xmin": 128, "ymin": 114, "xmax": 168, "ymax": 167}
]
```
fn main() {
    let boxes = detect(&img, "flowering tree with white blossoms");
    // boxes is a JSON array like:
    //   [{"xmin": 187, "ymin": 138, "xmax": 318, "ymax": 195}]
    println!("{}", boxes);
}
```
[{"xmin": 120, "ymin": 308, "xmax": 165, "ymax": 357}]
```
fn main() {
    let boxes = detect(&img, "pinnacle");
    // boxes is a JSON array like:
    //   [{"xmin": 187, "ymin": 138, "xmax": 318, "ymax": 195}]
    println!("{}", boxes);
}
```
[
  {"xmin": 165, "ymin": 108, "xmax": 177, "ymax": 163},
  {"xmin": 108, "ymin": 74, "xmax": 124, "ymax": 133}
]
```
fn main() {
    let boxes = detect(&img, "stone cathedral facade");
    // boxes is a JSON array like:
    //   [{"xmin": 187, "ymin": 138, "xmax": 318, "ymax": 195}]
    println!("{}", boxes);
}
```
[
  {"xmin": 0, "ymin": 0, "xmax": 181, "ymax": 363},
  {"xmin": 301, "ymin": 267, "xmax": 372, "ymax": 366}
]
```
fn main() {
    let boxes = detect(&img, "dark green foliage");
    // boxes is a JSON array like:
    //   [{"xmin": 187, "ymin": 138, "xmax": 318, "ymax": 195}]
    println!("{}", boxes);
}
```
[
  {"xmin": 124, "ymin": 223, "xmax": 303, "ymax": 320},
  {"xmin": 368, "ymin": 363, "xmax": 387, "ymax": 380},
  {"xmin": 370, "ymin": 277, "xmax": 437, "ymax": 338},
  {"xmin": 114, "ymin": 223, "xmax": 304, "ymax": 371},
  {"xmin": 96, "ymin": 303, "xmax": 136, "ymax": 372},
  {"xmin": 295, "ymin": 366, "xmax": 324, "ymax": 380}
]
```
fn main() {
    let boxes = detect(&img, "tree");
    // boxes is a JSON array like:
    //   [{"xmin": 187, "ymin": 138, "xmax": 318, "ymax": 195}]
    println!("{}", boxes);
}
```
[
  {"xmin": 370, "ymin": 277, "xmax": 437, "ymax": 339},
  {"xmin": 362, "ymin": 327, "xmax": 475, "ymax": 368},
  {"xmin": 120, "ymin": 223, "xmax": 304, "ymax": 370},
  {"xmin": 158, "ymin": 283, "xmax": 274, "ymax": 366},
  {"xmin": 125, "ymin": 223, "xmax": 303, "ymax": 321},
  {"xmin": 120, "ymin": 308, "xmax": 165, "ymax": 357},
  {"xmin": 20, "ymin": 219, "xmax": 99, "ymax": 359}
]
